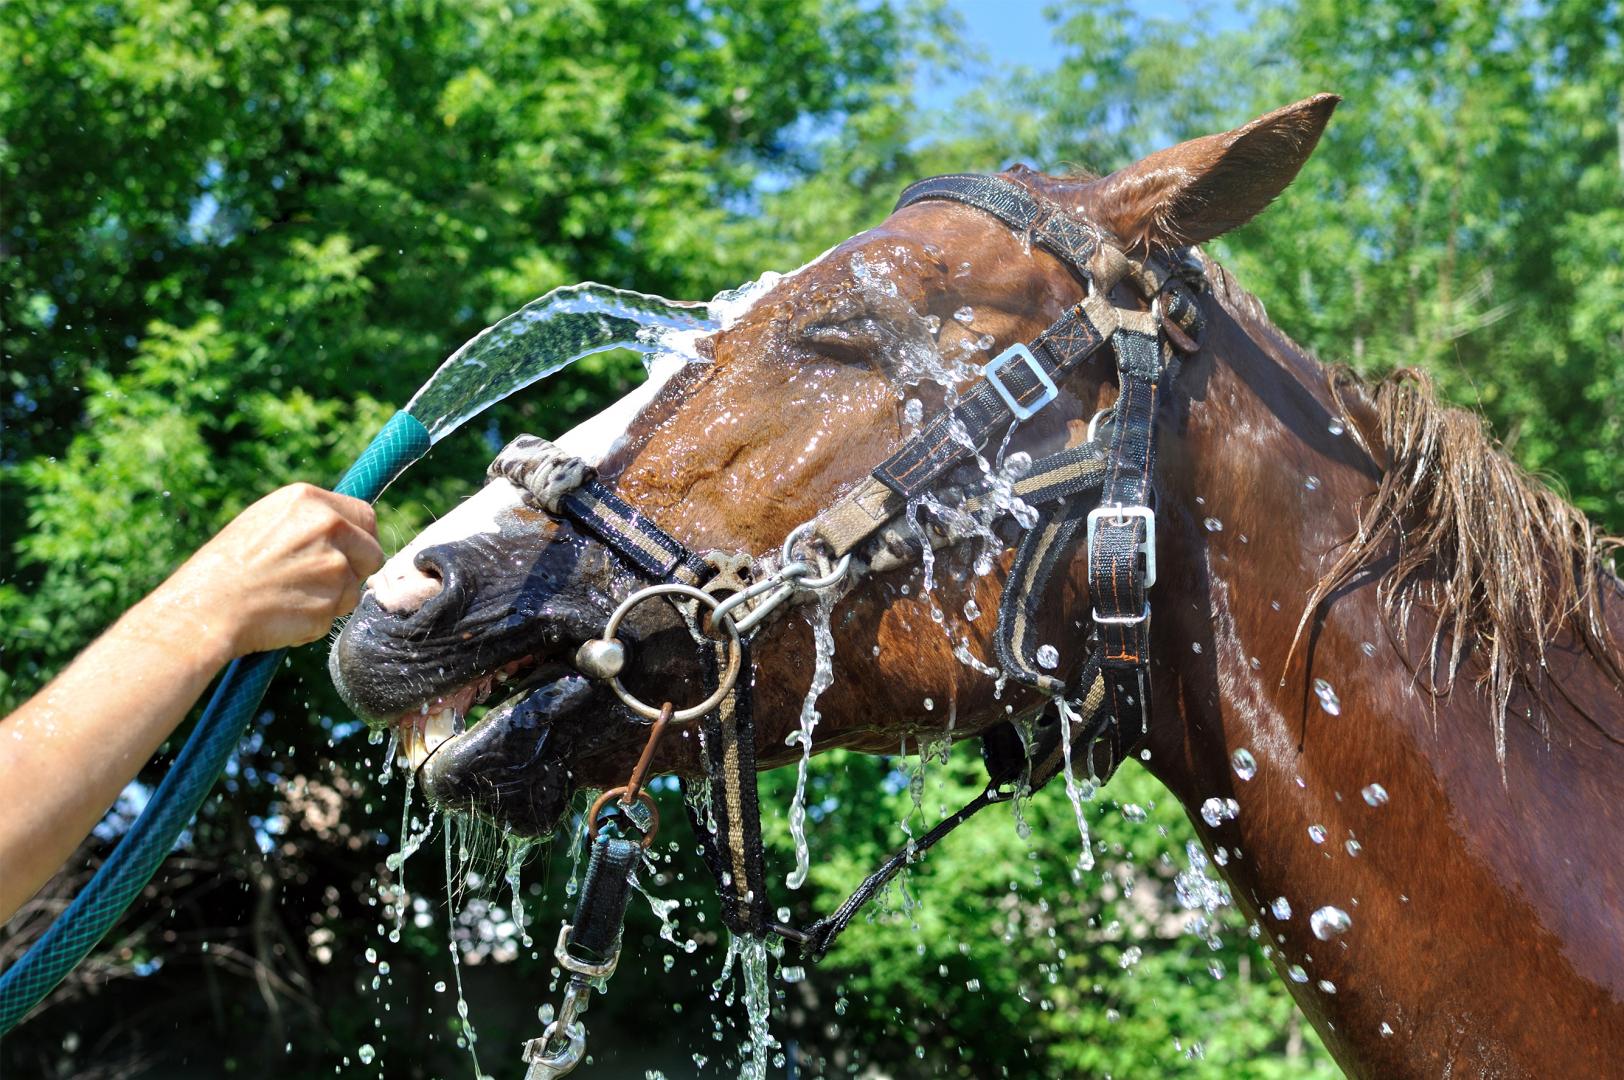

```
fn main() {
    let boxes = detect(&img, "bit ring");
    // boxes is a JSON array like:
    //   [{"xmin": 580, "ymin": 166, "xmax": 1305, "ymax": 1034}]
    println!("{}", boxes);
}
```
[{"xmin": 599, "ymin": 583, "xmax": 742, "ymax": 722}]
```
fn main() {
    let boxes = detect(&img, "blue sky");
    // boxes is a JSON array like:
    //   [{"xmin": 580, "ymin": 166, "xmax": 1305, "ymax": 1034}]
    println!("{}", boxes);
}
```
[{"xmin": 921, "ymin": 0, "xmax": 1247, "ymax": 111}]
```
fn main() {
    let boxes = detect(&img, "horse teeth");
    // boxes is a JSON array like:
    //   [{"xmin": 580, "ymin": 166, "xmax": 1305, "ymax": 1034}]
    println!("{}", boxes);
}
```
[
  {"xmin": 398, "ymin": 725, "xmax": 429, "ymax": 770},
  {"xmin": 424, "ymin": 707, "xmax": 457, "ymax": 752}
]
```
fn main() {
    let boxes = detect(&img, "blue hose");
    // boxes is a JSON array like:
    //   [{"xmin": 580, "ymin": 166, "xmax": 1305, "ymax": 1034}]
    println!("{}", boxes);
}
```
[{"xmin": 0, "ymin": 410, "xmax": 432, "ymax": 1034}]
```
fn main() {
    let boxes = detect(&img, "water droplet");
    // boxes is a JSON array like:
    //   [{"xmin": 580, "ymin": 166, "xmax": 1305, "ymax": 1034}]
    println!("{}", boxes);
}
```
[
  {"xmin": 963, "ymin": 598, "xmax": 981, "ymax": 621},
  {"xmin": 1308, "ymin": 824, "xmax": 1327, "ymax": 844},
  {"xmin": 1249, "ymin": 656, "xmax": 1262, "ymax": 670},
  {"xmin": 1318, "ymin": 979, "xmax": 1337, "ymax": 994},
  {"xmin": 1361, "ymin": 641, "xmax": 1377, "ymax": 657},
  {"xmin": 1231, "ymin": 748, "xmax": 1257, "ymax": 781},
  {"xmin": 903, "ymin": 398, "xmax": 923, "ymax": 424},
  {"xmin": 1362, "ymin": 783, "xmax": 1389, "ymax": 807},
  {"xmin": 358, "ymin": 1045, "xmax": 376, "ymax": 1065},
  {"xmin": 1328, "ymin": 418, "xmax": 1345, "ymax": 436},
  {"xmin": 1207, "ymin": 958, "xmax": 1226, "ymax": 980},
  {"xmin": 1203, "ymin": 516, "xmax": 1223, "ymax": 532},
  {"xmin": 1310, "ymin": 905, "xmax": 1352, "ymax": 940},
  {"xmin": 434, "ymin": 981, "xmax": 447, "ymax": 993},
  {"xmin": 1191, "ymin": 642, "xmax": 1203, "ymax": 654},
  {"xmin": 1313, "ymin": 678, "xmax": 1341, "ymax": 715},
  {"xmin": 1304, "ymin": 475, "xmax": 1321, "ymax": 491},
  {"xmin": 922, "ymin": 697, "xmax": 934, "ymax": 711},
  {"xmin": 1035, "ymin": 644, "xmax": 1060, "ymax": 669},
  {"xmin": 1200, "ymin": 798, "xmax": 1225, "ymax": 827},
  {"xmin": 1121, "ymin": 803, "xmax": 1148, "ymax": 823},
  {"xmin": 1270, "ymin": 896, "xmax": 1292, "ymax": 920},
  {"xmin": 952, "ymin": 305, "xmax": 974, "ymax": 324},
  {"xmin": 1380, "ymin": 1022, "xmax": 1394, "ymax": 1037},
  {"xmin": 1287, "ymin": 964, "xmax": 1309, "ymax": 983},
  {"xmin": 1118, "ymin": 945, "xmax": 1142, "ymax": 969},
  {"xmin": 1345, "ymin": 838, "xmax": 1362, "ymax": 857}
]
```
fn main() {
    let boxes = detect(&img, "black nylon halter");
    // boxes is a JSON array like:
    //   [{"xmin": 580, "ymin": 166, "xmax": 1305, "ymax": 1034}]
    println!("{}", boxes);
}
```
[{"xmin": 489, "ymin": 171, "xmax": 1206, "ymax": 956}]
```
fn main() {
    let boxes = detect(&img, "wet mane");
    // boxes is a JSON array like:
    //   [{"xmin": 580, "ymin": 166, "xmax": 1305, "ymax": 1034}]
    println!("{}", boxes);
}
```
[{"xmin": 1204, "ymin": 260, "xmax": 1622, "ymax": 754}]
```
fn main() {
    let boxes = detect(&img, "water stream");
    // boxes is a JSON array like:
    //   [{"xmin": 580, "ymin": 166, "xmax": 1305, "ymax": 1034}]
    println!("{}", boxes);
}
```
[
  {"xmin": 405, "ymin": 282, "xmax": 717, "ymax": 443},
  {"xmin": 785, "ymin": 595, "xmax": 837, "ymax": 890}
]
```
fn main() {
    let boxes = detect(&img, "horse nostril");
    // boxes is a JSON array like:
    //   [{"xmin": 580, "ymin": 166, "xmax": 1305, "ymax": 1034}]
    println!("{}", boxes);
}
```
[
  {"xmin": 369, "ymin": 550, "xmax": 449, "ymax": 617},
  {"xmin": 411, "ymin": 548, "xmax": 468, "ymax": 621}
]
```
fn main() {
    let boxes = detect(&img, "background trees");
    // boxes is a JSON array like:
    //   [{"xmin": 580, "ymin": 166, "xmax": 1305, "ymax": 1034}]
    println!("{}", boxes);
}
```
[{"xmin": 3, "ymin": 0, "xmax": 1617, "ymax": 1075}]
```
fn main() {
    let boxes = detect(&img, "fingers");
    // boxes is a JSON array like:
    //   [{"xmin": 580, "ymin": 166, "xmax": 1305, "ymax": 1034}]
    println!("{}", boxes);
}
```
[
  {"xmin": 280, "ymin": 483, "xmax": 378, "ymax": 536},
  {"xmin": 323, "ymin": 491, "xmax": 378, "ymax": 536},
  {"xmin": 328, "ymin": 517, "xmax": 386, "ymax": 581}
]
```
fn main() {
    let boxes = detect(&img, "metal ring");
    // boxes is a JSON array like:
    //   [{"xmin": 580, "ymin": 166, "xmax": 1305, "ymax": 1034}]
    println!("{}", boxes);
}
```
[
  {"xmin": 781, "ymin": 522, "xmax": 851, "ymax": 591},
  {"xmin": 587, "ymin": 786, "xmax": 660, "ymax": 850},
  {"xmin": 600, "ymin": 582, "xmax": 741, "ymax": 722}
]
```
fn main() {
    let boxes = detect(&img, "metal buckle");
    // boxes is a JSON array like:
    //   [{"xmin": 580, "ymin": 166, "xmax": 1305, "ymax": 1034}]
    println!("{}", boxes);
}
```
[
  {"xmin": 1090, "ymin": 602, "xmax": 1151, "ymax": 626},
  {"xmin": 555, "ymin": 923, "xmax": 621, "ymax": 979},
  {"xmin": 982, "ymin": 343, "xmax": 1058, "ymax": 421},
  {"xmin": 1086, "ymin": 504, "xmax": 1157, "ymax": 589}
]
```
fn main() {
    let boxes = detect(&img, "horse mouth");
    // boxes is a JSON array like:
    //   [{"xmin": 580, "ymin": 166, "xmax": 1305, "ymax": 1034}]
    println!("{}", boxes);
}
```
[
  {"xmin": 388, "ymin": 655, "xmax": 542, "ymax": 768},
  {"xmin": 378, "ymin": 656, "xmax": 602, "ymax": 837}
]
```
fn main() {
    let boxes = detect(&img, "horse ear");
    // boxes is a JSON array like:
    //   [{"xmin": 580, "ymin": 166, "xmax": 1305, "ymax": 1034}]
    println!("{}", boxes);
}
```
[{"xmin": 1081, "ymin": 94, "xmax": 1339, "ymax": 250}]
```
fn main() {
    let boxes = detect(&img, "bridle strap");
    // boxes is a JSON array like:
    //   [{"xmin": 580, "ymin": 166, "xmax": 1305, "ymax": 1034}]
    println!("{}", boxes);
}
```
[
  {"xmin": 895, "ymin": 173, "xmax": 1101, "ymax": 284},
  {"xmin": 682, "ymin": 637, "xmax": 769, "ymax": 935},
  {"xmin": 488, "ymin": 435, "xmax": 712, "ymax": 587}
]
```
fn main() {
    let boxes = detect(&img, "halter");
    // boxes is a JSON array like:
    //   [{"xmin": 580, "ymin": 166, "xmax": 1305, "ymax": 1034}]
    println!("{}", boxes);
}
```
[{"xmin": 497, "ymin": 174, "xmax": 1205, "ymax": 1077}]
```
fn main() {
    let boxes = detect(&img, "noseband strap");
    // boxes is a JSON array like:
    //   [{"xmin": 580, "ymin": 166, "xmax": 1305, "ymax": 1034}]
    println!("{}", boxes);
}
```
[{"xmin": 489, "ymin": 434, "xmax": 711, "ymax": 586}]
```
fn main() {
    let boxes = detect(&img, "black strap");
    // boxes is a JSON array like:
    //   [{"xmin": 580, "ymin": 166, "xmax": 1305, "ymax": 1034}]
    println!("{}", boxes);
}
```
[
  {"xmin": 896, "ymin": 174, "xmax": 1101, "ymax": 285},
  {"xmin": 566, "ymin": 832, "xmax": 642, "ymax": 963},
  {"xmin": 1084, "ymin": 323, "xmax": 1166, "ymax": 757},
  {"xmin": 558, "ymin": 479, "xmax": 712, "ymax": 586},
  {"xmin": 871, "ymin": 300, "xmax": 1110, "ymax": 500},
  {"xmin": 684, "ymin": 638, "xmax": 768, "ymax": 936}
]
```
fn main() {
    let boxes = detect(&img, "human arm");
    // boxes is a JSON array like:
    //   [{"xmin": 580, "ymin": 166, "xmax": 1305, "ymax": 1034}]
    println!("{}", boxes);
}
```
[{"xmin": 0, "ymin": 483, "xmax": 384, "ymax": 922}]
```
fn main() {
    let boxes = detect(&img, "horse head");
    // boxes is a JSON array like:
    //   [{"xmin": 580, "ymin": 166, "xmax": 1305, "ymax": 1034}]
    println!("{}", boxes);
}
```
[{"xmin": 330, "ymin": 95, "xmax": 1339, "ymax": 837}]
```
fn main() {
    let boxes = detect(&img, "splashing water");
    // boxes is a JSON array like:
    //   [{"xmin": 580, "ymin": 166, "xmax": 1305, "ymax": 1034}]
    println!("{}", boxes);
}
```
[
  {"xmin": 785, "ymin": 594, "xmax": 837, "ymax": 891},
  {"xmin": 1310, "ymin": 905, "xmax": 1352, "ymax": 940},
  {"xmin": 1056, "ymin": 698, "xmax": 1097, "ymax": 873},
  {"xmin": 715, "ymin": 935, "xmax": 780, "ymax": 1080},
  {"xmin": 442, "ymin": 822, "xmax": 486, "ymax": 1080},
  {"xmin": 405, "ymin": 283, "xmax": 716, "ymax": 442},
  {"xmin": 384, "ymin": 770, "xmax": 436, "ymax": 937},
  {"xmin": 504, "ymin": 837, "xmax": 533, "ymax": 950}
]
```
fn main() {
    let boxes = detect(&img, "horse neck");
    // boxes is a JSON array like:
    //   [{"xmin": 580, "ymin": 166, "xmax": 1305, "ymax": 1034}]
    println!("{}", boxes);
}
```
[{"xmin": 1137, "ymin": 293, "xmax": 1624, "ymax": 1076}]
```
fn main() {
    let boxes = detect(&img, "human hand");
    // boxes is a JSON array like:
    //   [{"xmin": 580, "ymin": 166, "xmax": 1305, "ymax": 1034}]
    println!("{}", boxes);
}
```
[{"xmin": 155, "ymin": 483, "xmax": 385, "ymax": 659}]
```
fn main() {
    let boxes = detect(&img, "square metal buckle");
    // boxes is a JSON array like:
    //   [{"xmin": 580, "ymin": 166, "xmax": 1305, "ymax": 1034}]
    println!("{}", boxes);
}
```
[
  {"xmin": 982, "ymin": 343, "xmax": 1058, "ymax": 421},
  {"xmin": 1086, "ymin": 504, "xmax": 1157, "ymax": 590}
]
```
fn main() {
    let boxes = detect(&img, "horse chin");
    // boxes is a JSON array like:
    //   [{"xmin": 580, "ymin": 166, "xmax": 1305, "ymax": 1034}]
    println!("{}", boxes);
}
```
[{"xmin": 418, "ymin": 672, "xmax": 604, "ymax": 838}]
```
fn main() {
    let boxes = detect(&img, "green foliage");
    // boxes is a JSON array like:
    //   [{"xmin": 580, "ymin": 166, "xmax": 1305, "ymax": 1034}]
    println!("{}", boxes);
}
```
[{"xmin": 2, "ymin": 0, "xmax": 1616, "ymax": 1076}]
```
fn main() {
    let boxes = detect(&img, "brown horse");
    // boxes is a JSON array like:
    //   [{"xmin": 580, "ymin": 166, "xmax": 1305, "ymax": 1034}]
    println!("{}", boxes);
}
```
[{"xmin": 330, "ymin": 96, "xmax": 1624, "ymax": 1077}]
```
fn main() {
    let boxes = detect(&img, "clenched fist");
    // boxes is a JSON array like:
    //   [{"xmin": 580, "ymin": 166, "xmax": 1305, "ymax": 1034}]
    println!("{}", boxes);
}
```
[{"xmin": 157, "ymin": 483, "xmax": 385, "ymax": 659}]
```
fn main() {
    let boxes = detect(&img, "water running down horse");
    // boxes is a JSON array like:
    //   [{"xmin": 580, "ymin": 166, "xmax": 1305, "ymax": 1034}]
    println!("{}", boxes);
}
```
[{"xmin": 331, "ymin": 95, "xmax": 1624, "ymax": 1077}]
